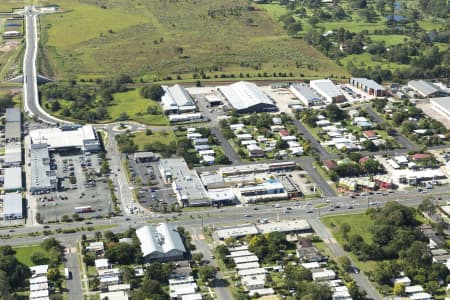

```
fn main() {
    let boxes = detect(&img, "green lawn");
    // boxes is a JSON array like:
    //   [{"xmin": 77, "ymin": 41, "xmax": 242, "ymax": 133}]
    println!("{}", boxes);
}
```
[
  {"xmin": 370, "ymin": 34, "xmax": 409, "ymax": 46},
  {"xmin": 14, "ymin": 245, "xmax": 49, "ymax": 267},
  {"xmin": 38, "ymin": 0, "xmax": 347, "ymax": 80},
  {"xmin": 109, "ymin": 89, "xmax": 168, "ymax": 125},
  {"xmin": 340, "ymin": 52, "xmax": 406, "ymax": 71},
  {"xmin": 132, "ymin": 130, "xmax": 176, "ymax": 151},
  {"xmin": 321, "ymin": 213, "xmax": 374, "ymax": 244}
]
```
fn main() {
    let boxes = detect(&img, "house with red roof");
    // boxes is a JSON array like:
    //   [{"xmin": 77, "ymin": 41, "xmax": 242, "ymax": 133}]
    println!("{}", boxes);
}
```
[
  {"xmin": 362, "ymin": 130, "xmax": 378, "ymax": 140},
  {"xmin": 279, "ymin": 129, "xmax": 289, "ymax": 137},
  {"xmin": 410, "ymin": 153, "xmax": 432, "ymax": 161}
]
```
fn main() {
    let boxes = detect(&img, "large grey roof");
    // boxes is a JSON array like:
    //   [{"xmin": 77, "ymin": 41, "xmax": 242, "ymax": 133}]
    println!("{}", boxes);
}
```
[
  {"xmin": 136, "ymin": 223, "xmax": 186, "ymax": 257},
  {"xmin": 4, "ymin": 167, "xmax": 22, "ymax": 190},
  {"xmin": 5, "ymin": 122, "xmax": 20, "ymax": 139},
  {"xmin": 30, "ymin": 144, "xmax": 56, "ymax": 191},
  {"xmin": 310, "ymin": 79, "xmax": 343, "ymax": 98},
  {"xmin": 162, "ymin": 84, "xmax": 195, "ymax": 108},
  {"xmin": 408, "ymin": 80, "xmax": 440, "ymax": 96},
  {"xmin": 290, "ymin": 83, "xmax": 323, "ymax": 102},
  {"xmin": 5, "ymin": 108, "xmax": 21, "ymax": 122},
  {"xmin": 430, "ymin": 97, "xmax": 450, "ymax": 113},
  {"xmin": 3, "ymin": 193, "xmax": 22, "ymax": 217},
  {"xmin": 351, "ymin": 78, "xmax": 386, "ymax": 91},
  {"xmin": 218, "ymin": 81, "xmax": 276, "ymax": 110},
  {"xmin": 4, "ymin": 143, "xmax": 22, "ymax": 164}
]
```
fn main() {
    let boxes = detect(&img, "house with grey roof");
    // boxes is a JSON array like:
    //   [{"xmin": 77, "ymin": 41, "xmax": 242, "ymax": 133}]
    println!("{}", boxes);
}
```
[{"xmin": 136, "ymin": 223, "xmax": 186, "ymax": 262}]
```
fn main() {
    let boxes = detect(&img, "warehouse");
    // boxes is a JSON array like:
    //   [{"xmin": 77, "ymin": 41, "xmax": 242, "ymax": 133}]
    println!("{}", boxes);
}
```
[
  {"xmin": 430, "ymin": 97, "xmax": 450, "ymax": 120},
  {"xmin": 310, "ymin": 79, "xmax": 345, "ymax": 103},
  {"xmin": 3, "ymin": 193, "xmax": 23, "ymax": 220},
  {"xmin": 6, "ymin": 108, "xmax": 21, "ymax": 122},
  {"xmin": 3, "ymin": 167, "xmax": 22, "ymax": 192},
  {"xmin": 5, "ymin": 121, "xmax": 21, "ymax": 143},
  {"xmin": 161, "ymin": 84, "xmax": 197, "ymax": 115},
  {"xmin": 30, "ymin": 144, "xmax": 57, "ymax": 194},
  {"xmin": 349, "ymin": 78, "xmax": 386, "ymax": 97},
  {"xmin": 136, "ymin": 223, "xmax": 186, "ymax": 262},
  {"xmin": 218, "ymin": 81, "xmax": 278, "ymax": 113},
  {"xmin": 289, "ymin": 83, "xmax": 323, "ymax": 106},
  {"xmin": 408, "ymin": 80, "xmax": 444, "ymax": 98},
  {"xmin": 3, "ymin": 143, "xmax": 22, "ymax": 167},
  {"xmin": 30, "ymin": 125, "xmax": 101, "ymax": 152}
]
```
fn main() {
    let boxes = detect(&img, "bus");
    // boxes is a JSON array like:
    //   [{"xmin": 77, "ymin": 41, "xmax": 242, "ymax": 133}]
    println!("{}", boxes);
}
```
[{"xmin": 74, "ymin": 206, "xmax": 93, "ymax": 213}]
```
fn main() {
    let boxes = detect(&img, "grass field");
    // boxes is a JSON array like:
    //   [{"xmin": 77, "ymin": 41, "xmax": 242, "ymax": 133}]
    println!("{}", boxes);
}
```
[
  {"xmin": 132, "ymin": 130, "xmax": 176, "ymax": 151},
  {"xmin": 38, "ymin": 0, "xmax": 346, "ymax": 80},
  {"xmin": 109, "ymin": 89, "xmax": 168, "ymax": 125},
  {"xmin": 321, "ymin": 213, "xmax": 374, "ymax": 244},
  {"xmin": 14, "ymin": 244, "xmax": 49, "ymax": 267}
]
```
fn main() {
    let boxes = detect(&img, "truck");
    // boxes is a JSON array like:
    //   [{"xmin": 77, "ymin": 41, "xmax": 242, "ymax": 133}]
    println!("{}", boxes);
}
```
[
  {"xmin": 74, "ymin": 206, "xmax": 93, "ymax": 213},
  {"xmin": 64, "ymin": 268, "xmax": 71, "ymax": 280}
]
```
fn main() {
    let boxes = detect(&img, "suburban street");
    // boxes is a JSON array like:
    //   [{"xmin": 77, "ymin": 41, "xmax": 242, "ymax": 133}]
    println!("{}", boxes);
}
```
[
  {"xmin": 292, "ymin": 119, "xmax": 335, "ymax": 160},
  {"xmin": 298, "ymin": 157, "xmax": 337, "ymax": 197},
  {"xmin": 65, "ymin": 246, "xmax": 83, "ymax": 300},
  {"xmin": 364, "ymin": 105, "xmax": 417, "ymax": 151}
]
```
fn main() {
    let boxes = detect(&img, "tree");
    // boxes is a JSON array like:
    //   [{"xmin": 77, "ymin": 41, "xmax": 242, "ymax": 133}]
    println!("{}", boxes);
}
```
[
  {"xmin": 198, "ymin": 265, "xmax": 217, "ymax": 282},
  {"xmin": 192, "ymin": 253, "xmax": 204, "ymax": 265},
  {"xmin": 362, "ymin": 159, "xmax": 380, "ymax": 174},
  {"xmin": 140, "ymin": 85, "xmax": 164, "ymax": 101},
  {"xmin": 393, "ymin": 282, "xmax": 405, "ymax": 296},
  {"xmin": 324, "ymin": 104, "xmax": 346, "ymax": 121},
  {"xmin": 0, "ymin": 270, "xmax": 11, "ymax": 299},
  {"xmin": 338, "ymin": 256, "xmax": 351, "ymax": 271},
  {"xmin": 31, "ymin": 252, "xmax": 49, "ymax": 265},
  {"xmin": 51, "ymin": 100, "xmax": 61, "ymax": 112},
  {"xmin": 105, "ymin": 243, "xmax": 138, "ymax": 265},
  {"xmin": 362, "ymin": 140, "xmax": 377, "ymax": 152},
  {"xmin": 287, "ymin": 22, "xmax": 303, "ymax": 36}
]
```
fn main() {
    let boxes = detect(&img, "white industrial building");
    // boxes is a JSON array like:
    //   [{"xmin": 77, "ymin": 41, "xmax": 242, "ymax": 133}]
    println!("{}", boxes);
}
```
[
  {"xmin": 408, "ymin": 80, "xmax": 442, "ymax": 98},
  {"xmin": 161, "ymin": 84, "xmax": 197, "ymax": 115},
  {"xmin": 310, "ymin": 79, "xmax": 345, "ymax": 103},
  {"xmin": 290, "ymin": 83, "xmax": 323, "ymax": 106},
  {"xmin": 218, "ymin": 81, "xmax": 278, "ymax": 113},
  {"xmin": 136, "ymin": 223, "xmax": 186, "ymax": 262},
  {"xmin": 2, "ymin": 193, "xmax": 23, "ymax": 220},
  {"xmin": 158, "ymin": 158, "xmax": 209, "ymax": 206},
  {"xmin": 30, "ymin": 125, "xmax": 101, "ymax": 152},
  {"xmin": 3, "ymin": 167, "xmax": 22, "ymax": 192},
  {"xmin": 430, "ymin": 96, "xmax": 450, "ymax": 120}
]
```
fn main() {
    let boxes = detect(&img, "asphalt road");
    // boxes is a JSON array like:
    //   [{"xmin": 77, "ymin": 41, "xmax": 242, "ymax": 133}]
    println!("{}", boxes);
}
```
[
  {"xmin": 23, "ymin": 6, "xmax": 70, "ymax": 124},
  {"xmin": 65, "ymin": 249, "xmax": 83, "ymax": 300},
  {"xmin": 292, "ymin": 119, "xmax": 335, "ymax": 160},
  {"xmin": 364, "ymin": 105, "xmax": 417, "ymax": 151},
  {"xmin": 298, "ymin": 157, "xmax": 337, "ymax": 197},
  {"xmin": 211, "ymin": 127, "xmax": 241, "ymax": 163}
]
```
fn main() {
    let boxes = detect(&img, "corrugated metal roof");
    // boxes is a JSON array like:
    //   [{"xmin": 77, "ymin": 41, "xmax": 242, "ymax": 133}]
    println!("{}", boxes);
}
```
[
  {"xmin": 218, "ymin": 81, "xmax": 276, "ymax": 111},
  {"xmin": 408, "ymin": 80, "xmax": 439, "ymax": 96},
  {"xmin": 136, "ymin": 223, "xmax": 186, "ymax": 258}
]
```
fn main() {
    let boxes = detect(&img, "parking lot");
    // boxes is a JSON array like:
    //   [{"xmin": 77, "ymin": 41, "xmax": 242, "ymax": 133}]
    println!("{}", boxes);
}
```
[
  {"xmin": 126, "ymin": 158, "xmax": 178, "ymax": 212},
  {"xmin": 37, "ymin": 151, "xmax": 112, "ymax": 222}
]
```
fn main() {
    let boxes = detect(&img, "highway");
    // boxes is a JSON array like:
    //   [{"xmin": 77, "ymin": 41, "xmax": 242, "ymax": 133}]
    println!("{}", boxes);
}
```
[{"xmin": 22, "ymin": 6, "xmax": 70, "ymax": 124}]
